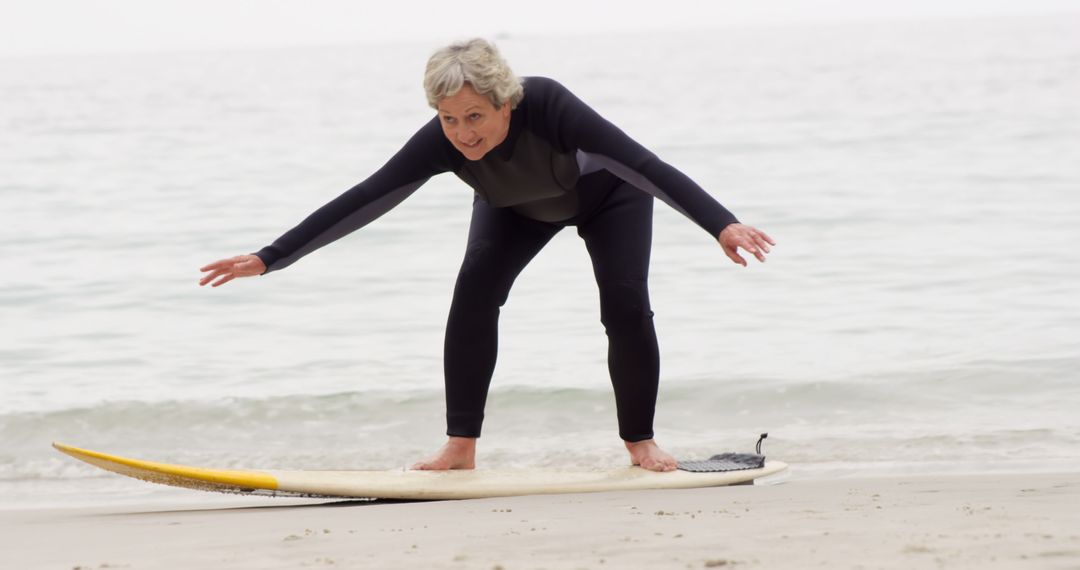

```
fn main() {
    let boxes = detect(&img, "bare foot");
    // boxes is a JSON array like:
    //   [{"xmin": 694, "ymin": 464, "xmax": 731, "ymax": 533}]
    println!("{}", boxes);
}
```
[
  {"xmin": 411, "ymin": 436, "xmax": 477, "ymax": 470},
  {"xmin": 625, "ymin": 439, "xmax": 678, "ymax": 472}
]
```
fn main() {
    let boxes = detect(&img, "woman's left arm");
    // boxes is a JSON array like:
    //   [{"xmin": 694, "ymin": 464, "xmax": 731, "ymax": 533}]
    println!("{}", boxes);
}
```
[
  {"xmin": 718, "ymin": 223, "xmax": 775, "ymax": 266},
  {"xmin": 535, "ymin": 77, "xmax": 773, "ymax": 264}
]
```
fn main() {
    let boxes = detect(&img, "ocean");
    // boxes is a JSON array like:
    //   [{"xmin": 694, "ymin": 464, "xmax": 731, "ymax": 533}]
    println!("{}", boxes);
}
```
[{"xmin": 2, "ymin": 14, "xmax": 1078, "ymax": 508}]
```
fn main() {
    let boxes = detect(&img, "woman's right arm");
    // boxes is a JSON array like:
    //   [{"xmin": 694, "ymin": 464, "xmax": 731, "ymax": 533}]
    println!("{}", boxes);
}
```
[
  {"xmin": 198, "ymin": 118, "xmax": 456, "ymax": 286},
  {"xmin": 199, "ymin": 255, "xmax": 266, "ymax": 287}
]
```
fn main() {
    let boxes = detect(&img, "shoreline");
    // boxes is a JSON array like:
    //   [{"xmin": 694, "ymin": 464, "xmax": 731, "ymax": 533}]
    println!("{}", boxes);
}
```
[{"xmin": 8, "ymin": 471, "xmax": 1079, "ymax": 569}]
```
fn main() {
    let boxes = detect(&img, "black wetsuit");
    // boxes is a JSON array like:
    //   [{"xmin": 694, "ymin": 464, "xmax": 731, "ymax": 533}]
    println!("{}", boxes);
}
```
[{"xmin": 254, "ymin": 77, "xmax": 739, "ymax": 442}]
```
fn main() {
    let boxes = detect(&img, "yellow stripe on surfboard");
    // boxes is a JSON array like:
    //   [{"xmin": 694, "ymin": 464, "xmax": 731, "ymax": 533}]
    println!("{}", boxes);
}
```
[{"xmin": 52, "ymin": 442, "xmax": 278, "ymax": 492}]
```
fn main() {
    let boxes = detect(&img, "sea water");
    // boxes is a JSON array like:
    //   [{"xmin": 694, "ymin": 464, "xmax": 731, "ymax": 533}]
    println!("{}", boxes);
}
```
[{"xmin": 2, "ymin": 14, "xmax": 1079, "ymax": 508}]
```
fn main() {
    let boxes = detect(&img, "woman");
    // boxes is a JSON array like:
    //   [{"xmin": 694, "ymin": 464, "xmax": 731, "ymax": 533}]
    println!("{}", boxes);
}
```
[{"xmin": 200, "ymin": 39, "xmax": 773, "ymax": 472}]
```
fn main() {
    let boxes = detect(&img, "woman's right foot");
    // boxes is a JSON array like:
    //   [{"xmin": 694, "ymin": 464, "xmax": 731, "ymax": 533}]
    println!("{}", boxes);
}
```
[{"xmin": 410, "ymin": 436, "xmax": 477, "ymax": 470}]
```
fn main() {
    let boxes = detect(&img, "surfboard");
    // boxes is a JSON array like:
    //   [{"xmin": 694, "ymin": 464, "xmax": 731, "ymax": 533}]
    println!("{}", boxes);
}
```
[{"xmin": 53, "ymin": 442, "xmax": 787, "ymax": 500}]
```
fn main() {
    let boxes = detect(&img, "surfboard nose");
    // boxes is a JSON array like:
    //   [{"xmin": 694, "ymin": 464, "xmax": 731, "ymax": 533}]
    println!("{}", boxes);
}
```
[{"xmin": 51, "ymin": 442, "xmax": 280, "ymax": 494}]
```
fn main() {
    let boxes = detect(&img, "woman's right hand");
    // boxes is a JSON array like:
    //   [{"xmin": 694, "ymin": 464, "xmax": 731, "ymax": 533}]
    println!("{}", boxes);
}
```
[{"xmin": 199, "ymin": 255, "xmax": 266, "ymax": 287}]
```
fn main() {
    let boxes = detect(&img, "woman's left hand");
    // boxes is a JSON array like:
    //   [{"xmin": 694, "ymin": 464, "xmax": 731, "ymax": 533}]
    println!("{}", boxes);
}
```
[{"xmin": 718, "ymin": 223, "xmax": 775, "ymax": 266}]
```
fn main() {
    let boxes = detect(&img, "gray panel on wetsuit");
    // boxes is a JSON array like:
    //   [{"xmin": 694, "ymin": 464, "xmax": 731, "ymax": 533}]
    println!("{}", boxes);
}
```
[{"xmin": 455, "ymin": 129, "xmax": 582, "ymax": 222}]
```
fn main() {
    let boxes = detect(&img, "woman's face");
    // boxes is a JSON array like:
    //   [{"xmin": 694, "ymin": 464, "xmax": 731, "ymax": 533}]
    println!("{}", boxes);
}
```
[{"xmin": 437, "ymin": 83, "xmax": 511, "ymax": 161}]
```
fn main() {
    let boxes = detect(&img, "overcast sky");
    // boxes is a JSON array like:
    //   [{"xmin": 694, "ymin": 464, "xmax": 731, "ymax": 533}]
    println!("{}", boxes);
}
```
[{"xmin": 2, "ymin": 0, "xmax": 1078, "ymax": 57}]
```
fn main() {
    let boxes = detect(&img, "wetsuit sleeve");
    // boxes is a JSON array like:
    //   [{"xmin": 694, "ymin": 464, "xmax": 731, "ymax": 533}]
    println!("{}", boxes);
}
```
[
  {"xmin": 253, "ymin": 118, "xmax": 455, "ymax": 274},
  {"xmin": 534, "ymin": 77, "xmax": 739, "ymax": 238}
]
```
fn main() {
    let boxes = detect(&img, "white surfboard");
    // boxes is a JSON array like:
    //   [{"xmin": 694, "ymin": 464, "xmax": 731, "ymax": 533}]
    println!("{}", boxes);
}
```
[{"xmin": 53, "ymin": 442, "xmax": 787, "ymax": 500}]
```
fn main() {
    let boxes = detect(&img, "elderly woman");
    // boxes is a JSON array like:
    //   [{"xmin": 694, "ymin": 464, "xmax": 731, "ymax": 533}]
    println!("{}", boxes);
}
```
[{"xmin": 200, "ymin": 39, "xmax": 773, "ymax": 472}]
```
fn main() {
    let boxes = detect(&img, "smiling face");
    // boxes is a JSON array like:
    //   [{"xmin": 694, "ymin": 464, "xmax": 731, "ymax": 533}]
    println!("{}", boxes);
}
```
[{"xmin": 436, "ymin": 83, "xmax": 512, "ymax": 161}]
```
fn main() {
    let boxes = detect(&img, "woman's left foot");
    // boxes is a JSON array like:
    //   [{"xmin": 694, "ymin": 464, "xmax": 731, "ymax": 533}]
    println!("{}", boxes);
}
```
[{"xmin": 625, "ymin": 439, "xmax": 678, "ymax": 472}]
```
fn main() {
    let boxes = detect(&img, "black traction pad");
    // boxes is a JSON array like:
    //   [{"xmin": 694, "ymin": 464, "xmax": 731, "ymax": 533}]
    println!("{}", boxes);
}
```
[{"xmin": 677, "ymin": 452, "xmax": 766, "ymax": 473}]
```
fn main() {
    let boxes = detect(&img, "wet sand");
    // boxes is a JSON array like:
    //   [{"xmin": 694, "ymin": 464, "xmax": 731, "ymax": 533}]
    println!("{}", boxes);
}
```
[{"xmin": 6, "ymin": 472, "xmax": 1079, "ymax": 569}]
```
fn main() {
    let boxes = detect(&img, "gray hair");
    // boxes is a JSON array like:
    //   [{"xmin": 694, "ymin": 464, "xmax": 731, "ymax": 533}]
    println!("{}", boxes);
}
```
[{"xmin": 424, "ymin": 38, "xmax": 524, "ymax": 110}]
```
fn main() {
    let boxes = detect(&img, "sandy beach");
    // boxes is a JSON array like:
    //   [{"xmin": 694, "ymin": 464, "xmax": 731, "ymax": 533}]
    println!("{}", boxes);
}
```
[{"xmin": 6, "ymin": 472, "xmax": 1078, "ymax": 569}]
